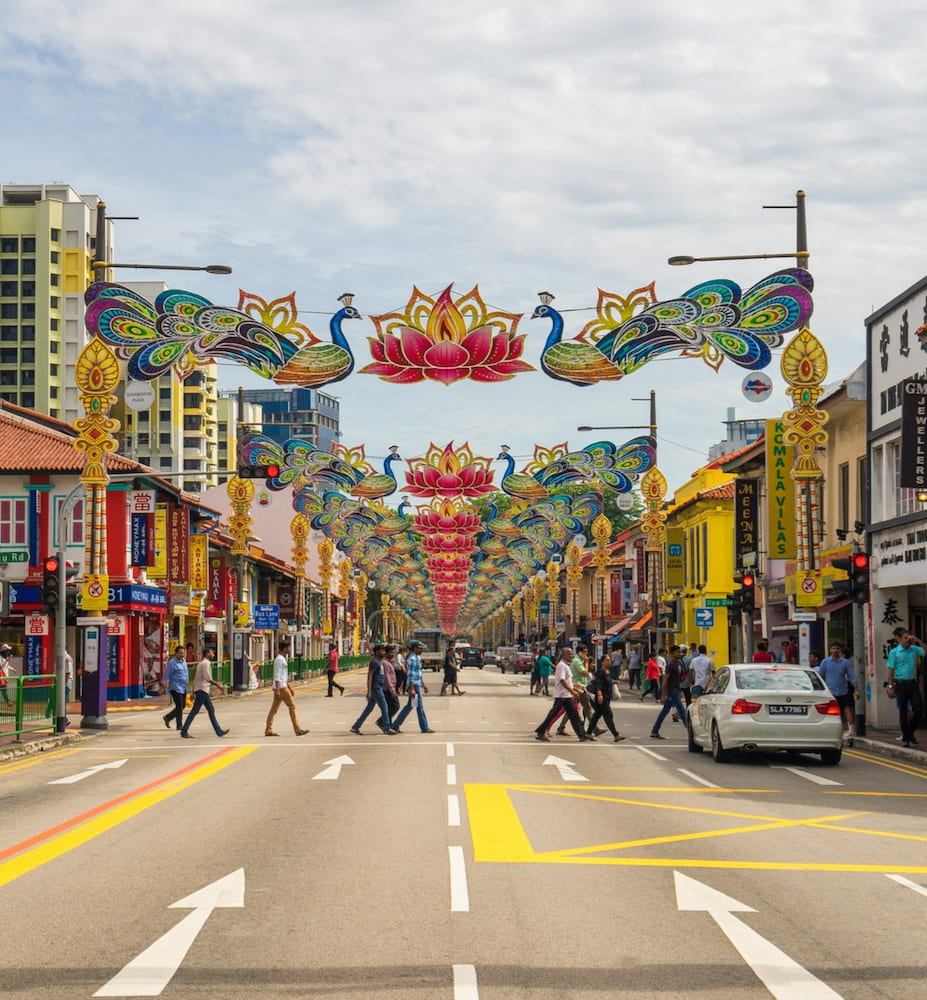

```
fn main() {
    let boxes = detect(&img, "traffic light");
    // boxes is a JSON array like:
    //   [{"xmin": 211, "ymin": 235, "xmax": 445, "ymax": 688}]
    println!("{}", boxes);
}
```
[
  {"xmin": 662, "ymin": 597, "xmax": 680, "ymax": 627},
  {"xmin": 41, "ymin": 556, "xmax": 60, "ymax": 611},
  {"xmin": 833, "ymin": 551, "xmax": 869, "ymax": 605},
  {"xmin": 734, "ymin": 572, "xmax": 756, "ymax": 615},
  {"xmin": 65, "ymin": 563, "xmax": 80, "ymax": 624},
  {"xmin": 237, "ymin": 462, "xmax": 281, "ymax": 480}
]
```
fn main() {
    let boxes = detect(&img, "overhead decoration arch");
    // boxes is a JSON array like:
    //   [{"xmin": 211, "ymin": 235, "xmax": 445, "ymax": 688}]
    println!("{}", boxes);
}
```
[{"xmin": 74, "ymin": 266, "xmax": 815, "ymax": 636}]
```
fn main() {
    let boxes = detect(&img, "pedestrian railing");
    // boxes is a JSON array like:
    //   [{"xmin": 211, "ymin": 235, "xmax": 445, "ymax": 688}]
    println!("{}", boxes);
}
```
[
  {"xmin": 0, "ymin": 674, "xmax": 58, "ymax": 741},
  {"xmin": 211, "ymin": 656, "xmax": 367, "ymax": 689}
]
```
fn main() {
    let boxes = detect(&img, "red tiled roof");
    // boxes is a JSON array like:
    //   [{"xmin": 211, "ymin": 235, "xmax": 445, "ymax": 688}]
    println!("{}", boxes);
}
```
[{"xmin": 0, "ymin": 402, "xmax": 140, "ymax": 474}]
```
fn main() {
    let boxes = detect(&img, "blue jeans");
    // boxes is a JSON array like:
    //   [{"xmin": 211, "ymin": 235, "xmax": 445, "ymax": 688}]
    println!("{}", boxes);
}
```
[
  {"xmin": 181, "ymin": 690, "xmax": 223, "ymax": 736},
  {"xmin": 651, "ymin": 689, "xmax": 687, "ymax": 734},
  {"xmin": 393, "ymin": 690, "xmax": 430, "ymax": 732},
  {"xmin": 353, "ymin": 686, "xmax": 394, "ymax": 732}
]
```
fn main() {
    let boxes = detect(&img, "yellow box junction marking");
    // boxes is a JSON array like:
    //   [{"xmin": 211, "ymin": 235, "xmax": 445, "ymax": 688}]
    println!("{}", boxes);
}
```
[{"xmin": 464, "ymin": 783, "xmax": 927, "ymax": 873}]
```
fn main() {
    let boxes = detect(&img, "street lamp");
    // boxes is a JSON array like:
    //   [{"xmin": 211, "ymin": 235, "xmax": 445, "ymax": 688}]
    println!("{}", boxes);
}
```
[
  {"xmin": 92, "ymin": 261, "xmax": 232, "ymax": 275},
  {"xmin": 668, "ymin": 251, "xmax": 809, "ymax": 267}
]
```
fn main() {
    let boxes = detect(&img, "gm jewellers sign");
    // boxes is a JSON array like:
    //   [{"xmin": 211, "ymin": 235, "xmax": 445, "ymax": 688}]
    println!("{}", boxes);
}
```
[{"xmin": 901, "ymin": 378, "xmax": 927, "ymax": 489}]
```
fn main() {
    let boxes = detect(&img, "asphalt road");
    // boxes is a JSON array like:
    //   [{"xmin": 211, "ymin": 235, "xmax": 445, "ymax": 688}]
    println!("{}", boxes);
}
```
[{"xmin": 2, "ymin": 667, "xmax": 926, "ymax": 998}]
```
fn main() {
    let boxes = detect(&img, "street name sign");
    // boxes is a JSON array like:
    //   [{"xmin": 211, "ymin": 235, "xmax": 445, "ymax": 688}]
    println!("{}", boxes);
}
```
[
  {"xmin": 0, "ymin": 550, "xmax": 28, "ymax": 563},
  {"xmin": 705, "ymin": 597, "xmax": 732, "ymax": 607}
]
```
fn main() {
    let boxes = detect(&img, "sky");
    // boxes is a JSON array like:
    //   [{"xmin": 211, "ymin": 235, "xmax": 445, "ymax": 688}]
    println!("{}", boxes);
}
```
[{"xmin": 3, "ymin": 0, "xmax": 927, "ymax": 497}]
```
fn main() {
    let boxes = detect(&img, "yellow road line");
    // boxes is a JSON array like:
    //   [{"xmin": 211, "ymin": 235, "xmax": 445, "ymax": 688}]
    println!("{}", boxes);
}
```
[
  {"xmin": 844, "ymin": 749, "xmax": 927, "ymax": 778},
  {"xmin": 0, "ymin": 748, "xmax": 82, "ymax": 775},
  {"xmin": 0, "ymin": 745, "xmax": 257, "ymax": 889}
]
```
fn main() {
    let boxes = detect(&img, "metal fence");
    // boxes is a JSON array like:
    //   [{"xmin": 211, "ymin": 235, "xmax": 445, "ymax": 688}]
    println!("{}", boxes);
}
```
[
  {"xmin": 211, "ymin": 656, "xmax": 368, "ymax": 689},
  {"xmin": 0, "ymin": 674, "xmax": 58, "ymax": 741}
]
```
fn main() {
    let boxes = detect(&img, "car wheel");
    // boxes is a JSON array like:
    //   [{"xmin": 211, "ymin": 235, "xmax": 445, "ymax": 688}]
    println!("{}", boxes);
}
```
[
  {"xmin": 820, "ymin": 748, "xmax": 842, "ymax": 766},
  {"xmin": 687, "ymin": 718, "xmax": 704, "ymax": 753},
  {"xmin": 711, "ymin": 723, "xmax": 732, "ymax": 763}
]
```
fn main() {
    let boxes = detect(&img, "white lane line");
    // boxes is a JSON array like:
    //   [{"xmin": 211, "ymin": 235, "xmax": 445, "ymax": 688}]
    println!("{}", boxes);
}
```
[
  {"xmin": 449, "ymin": 846, "xmax": 470, "ymax": 912},
  {"xmin": 447, "ymin": 742, "xmax": 455, "ymax": 757},
  {"xmin": 453, "ymin": 964, "xmax": 479, "ymax": 999},
  {"xmin": 678, "ymin": 768, "xmax": 722, "ymax": 788},
  {"xmin": 887, "ymin": 874, "xmax": 927, "ymax": 898},
  {"xmin": 637, "ymin": 745, "xmax": 667, "ymax": 761},
  {"xmin": 447, "ymin": 763, "xmax": 457, "ymax": 785},
  {"xmin": 775, "ymin": 766, "xmax": 842, "ymax": 786},
  {"xmin": 448, "ymin": 794, "xmax": 461, "ymax": 827}
]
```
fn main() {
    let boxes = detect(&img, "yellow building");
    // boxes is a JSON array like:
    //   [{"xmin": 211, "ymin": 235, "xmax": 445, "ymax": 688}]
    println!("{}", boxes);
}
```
[{"xmin": 663, "ymin": 468, "xmax": 736, "ymax": 663}]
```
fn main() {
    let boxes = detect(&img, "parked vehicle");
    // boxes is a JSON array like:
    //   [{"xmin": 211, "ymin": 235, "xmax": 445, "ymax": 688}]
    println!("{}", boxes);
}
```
[
  {"xmin": 495, "ymin": 646, "xmax": 520, "ymax": 672},
  {"xmin": 482, "ymin": 650, "xmax": 499, "ymax": 666},
  {"xmin": 687, "ymin": 664, "xmax": 844, "ymax": 765}
]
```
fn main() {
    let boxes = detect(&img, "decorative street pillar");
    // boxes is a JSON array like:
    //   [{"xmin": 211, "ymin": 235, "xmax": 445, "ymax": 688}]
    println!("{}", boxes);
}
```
[
  {"xmin": 510, "ymin": 594, "xmax": 522, "ymax": 645},
  {"xmin": 318, "ymin": 536, "xmax": 334, "ymax": 638},
  {"xmin": 338, "ymin": 557, "xmax": 352, "ymax": 651},
  {"xmin": 640, "ymin": 467, "xmax": 668, "ymax": 657},
  {"xmin": 227, "ymin": 474, "xmax": 255, "ymax": 689},
  {"xmin": 546, "ymin": 559, "xmax": 561, "ymax": 641},
  {"xmin": 290, "ymin": 512, "xmax": 310, "ymax": 643},
  {"xmin": 565, "ymin": 538, "xmax": 583, "ymax": 639},
  {"xmin": 72, "ymin": 337, "xmax": 122, "ymax": 729},
  {"xmin": 353, "ymin": 571, "xmax": 368, "ymax": 654}
]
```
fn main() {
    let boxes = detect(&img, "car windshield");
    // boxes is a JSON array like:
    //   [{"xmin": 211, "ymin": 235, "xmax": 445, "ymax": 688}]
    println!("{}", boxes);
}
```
[{"xmin": 734, "ymin": 667, "xmax": 825, "ymax": 692}]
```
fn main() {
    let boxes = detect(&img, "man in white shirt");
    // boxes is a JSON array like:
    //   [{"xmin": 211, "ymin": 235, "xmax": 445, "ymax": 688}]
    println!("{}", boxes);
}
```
[
  {"xmin": 534, "ymin": 647, "xmax": 595, "ymax": 743},
  {"xmin": 689, "ymin": 645, "xmax": 716, "ymax": 696},
  {"xmin": 265, "ymin": 638, "xmax": 309, "ymax": 737}
]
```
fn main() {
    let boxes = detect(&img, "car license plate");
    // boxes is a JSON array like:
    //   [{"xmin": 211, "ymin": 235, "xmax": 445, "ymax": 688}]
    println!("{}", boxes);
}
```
[{"xmin": 768, "ymin": 704, "xmax": 807, "ymax": 715}]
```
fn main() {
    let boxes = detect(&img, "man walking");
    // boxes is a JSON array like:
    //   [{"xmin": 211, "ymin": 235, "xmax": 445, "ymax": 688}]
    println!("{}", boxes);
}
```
[
  {"xmin": 816, "ymin": 641, "xmax": 858, "ymax": 744},
  {"xmin": 650, "ymin": 644, "xmax": 687, "ymax": 740},
  {"xmin": 627, "ymin": 644, "xmax": 642, "ymax": 690},
  {"xmin": 689, "ymin": 644, "xmax": 716, "ymax": 697},
  {"xmin": 535, "ymin": 646, "xmax": 594, "ymax": 742},
  {"xmin": 265, "ymin": 638, "xmax": 309, "ymax": 737},
  {"xmin": 351, "ymin": 644, "xmax": 398, "ymax": 735},
  {"xmin": 887, "ymin": 630, "xmax": 924, "ymax": 748},
  {"xmin": 180, "ymin": 648, "xmax": 229, "ymax": 739},
  {"xmin": 162, "ymin": 645, "xmax": 189, "ymax": 731},
  {"xmin": 392, "ymin": 640, "xmax": 435, "ymax": 733},
  {"xmin": 325, "ymin": 642, "xmax": 345, "ymax": 697}
]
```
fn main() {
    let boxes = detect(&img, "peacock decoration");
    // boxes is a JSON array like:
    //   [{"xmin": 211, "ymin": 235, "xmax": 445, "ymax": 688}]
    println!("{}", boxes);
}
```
[
  {"xmin": 84, "ymin": 284, "xmax": 361, "ymax": 388},
  {"xmin": 535, "ymin": 268, "xmax": 814, "ymax": 386}
]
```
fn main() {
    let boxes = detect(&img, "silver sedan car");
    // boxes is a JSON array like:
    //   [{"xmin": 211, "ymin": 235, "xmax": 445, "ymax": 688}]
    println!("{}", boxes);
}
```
[{"xmin": 687, "ymin": 664, "xmax": 845, "ymax": 765}]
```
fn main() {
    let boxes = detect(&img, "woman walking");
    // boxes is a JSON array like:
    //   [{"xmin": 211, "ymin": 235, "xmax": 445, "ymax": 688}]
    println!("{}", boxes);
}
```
[
  {"xmin": 586, "ymin": 656, "xmax": 626, "ymax": 742},
  {"xmin": 326, "ymin": 642, "xmax": 345, "ymax": 697},
  {"xmin": 640, "ymin": 652, "xmax": 662, "ymax": 701}
]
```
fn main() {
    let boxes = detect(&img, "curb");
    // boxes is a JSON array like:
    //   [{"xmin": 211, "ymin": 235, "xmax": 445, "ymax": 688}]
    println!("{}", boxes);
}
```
[{"xmin": 850, "ymin": 736, "xmax": 926, "ymax": 765}]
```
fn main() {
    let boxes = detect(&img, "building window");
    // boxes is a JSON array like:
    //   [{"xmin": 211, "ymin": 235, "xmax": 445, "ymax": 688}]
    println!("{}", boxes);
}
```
[
  {"xmin": 159, "ymin": 433, "xmax": 171, "ymax": 445},
  {"xmin": 21, "ymin": 370, "xmax": 34, "ymax": 385},
  {"xmin": 0, "ymin": 260, "xmax": 17, "ymax": 275},
  {"xmin": 159, "ymin": 387, "xmax": 171, "ymax": 400},
  {"xmin": 183, "ymin": 392, "xmax": 201, "ymax": 408},
  {"xmin": 183, "ymin": 459, "xmax": 202, "ymax": 471},
  {"xmin": 21, "ymin": 281, "xmax": 35, "ymax": 297},
  {"xmin": 21, "ymin": 238, "xmax": 35, "ymax": 252},
  {"xmin": 21, "ymin": 325, "xmax": 34, "ymax": 340},
  {"xmin": 0, "ymin": 371, "xmax": 15, "ymax": 385},
  {"xmin": 183, "ymin": 436, "xmax": 201, "ymax": 448},
  {"xmin": 49, "ymin": 386, "xmax": 58, "ymax": 399},
  {"xmin": 857, "ymin": 455, "xmax": 868, "ymax": 526},
  {"xmin": 838, "ymin": 462, "xmax": 850, "ymax": 532},
  {"xmin": 159, "ymin": 410, "xmax": 171, "ymax": 422},
  {"xmin": 21, "ymin": 259, "xmax": 36, "ymax": 275},
  {"xmin": 21, "ymin": 348, "xmax": 34, "ymax": 363},
  {"xmin": 49, "ymin": 273, "xmax": 59, "ymax": 287},
  {"xmin": 49, "ymin": 319, "xmax": 58, "ymax": 331},
  {"xmin": 49, "ymin": 296, "xmax": 58, "ymax": 309},
  {"xmin": 50, "ymin": 251, "xmax": 59, "ymax": 264},
  {"xmin": 21, "ymin": 392, "xmax": 34, "ymax": 408},
  {"xmin": 0, "ymin": 238, "xmax": 19, "ymax": 253},
  {"xmin": 0, "ymin": 348, "xmax": 16, "ymax": 363},
  {"xmin": 0, "ymin": 304, "xmax": 17, "ymax": 319},
  {"xmin": 160, "ymin": 458, "xmax": 173, "ymax": 469},
  {"xmin": 49, "ymin": 364, "xmax": 59, "ymax": 376},
  {"xmin": 183, "ymin": 416, "xmax": 203, "ymax": 431},
  {"xmin": 49, "ymin": 340, "xmax": 58, "ymax": 353},
  {"xmin": 0, "ymin": 497, "xmax": 28, "ymax": 545},
  {"xmin": 0, "ymin": 281, "xmax": 16, "ymax": 296},
  {"xmin": 50, "ymin": 228, "xmax": 60, "ymax": 242},
  {"xmin": 0, "ymin": 327, "xmax": 15, "ymax": 342},
  {"xmin": 20, "ymin": 304, "xmax": 34, "ymax": 319},
  {"xmin": 55, "ymin": 497, "xmax": 84, "ymax": 546},
  {"xmin": 890, "ymin": 440, "xmax": 919, "ymax": 517}
]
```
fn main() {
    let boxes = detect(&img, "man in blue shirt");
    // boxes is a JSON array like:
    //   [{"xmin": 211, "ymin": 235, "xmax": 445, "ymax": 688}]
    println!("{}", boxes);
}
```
[
  {"xmin": 351, "ymin": 645, "xmax": 398, "ymax": 735},
  {"xmin": 162, "ymin": 645, "xmax": 189, "ymax": 731},
  {"xmin": 392, "ymin": 641, "xmax": 435, "ymax": 734},
  {"xmin": 887, "ymin": 631, "xmax": 925, "ymax": 747},
  {"xmin": 817, "ymin": 642, "xmax": 858, "ymax": 743}
]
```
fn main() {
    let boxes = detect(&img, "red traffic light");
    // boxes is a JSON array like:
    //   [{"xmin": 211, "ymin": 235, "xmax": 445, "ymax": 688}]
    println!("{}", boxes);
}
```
[
  {"xmin": 741, "ymin": 573, "xmax": 755, "ymax": 588},
  {"xmin": 851, "ymin": 553, "xmax": 869, "ymax": 570},
  {"xmin": 265, "ymin": 463, "xmax": 281, "ymax": 478},
  {"xmin": 43, "ymin": 556, "xmax": 59, "ymax": 574}
]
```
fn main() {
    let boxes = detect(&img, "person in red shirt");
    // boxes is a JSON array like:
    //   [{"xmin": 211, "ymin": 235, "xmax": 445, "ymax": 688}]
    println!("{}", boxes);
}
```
[
  {"xmin": 753, "ymin": 640, "xmax": 774, "ymax": 663},
  {"xmin": 326, "ymin": 642, "xmax": 345, "ymax": 697}
]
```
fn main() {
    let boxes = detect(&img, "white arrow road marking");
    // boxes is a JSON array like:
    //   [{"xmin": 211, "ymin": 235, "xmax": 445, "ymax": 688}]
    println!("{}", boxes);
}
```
[
  {"xmin": 94, "ymin": 868, "xmax": 245, "ymax": 997},
  {"xmin": 674, "ymin": 872, "xmax": 844, "ymax": 999},
  {"xmin": 887, "ymin": 874, "xmax": 927, "ymax": 898},
  {"xmin": 311, "ymin": 755, "xmax": 355, "ymax": 781},
  {"xmin": 542, "ymin": 755, "xmax": 587, "ymax": 782},
  {"xmin": 772, "ymin": 766, "xmax": 842, "ymax": 786},
  {"xmin": 48, "ymin": 759, "xmax": 128, "ymax": 785}
]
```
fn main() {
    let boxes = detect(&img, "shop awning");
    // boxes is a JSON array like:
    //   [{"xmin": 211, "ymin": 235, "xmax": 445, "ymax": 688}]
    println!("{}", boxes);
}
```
[
  {"xmin": 605, "ymin": 615, "xmax": 633, "ymax": 637},
  {"xmin": 628, "ymin": 609, "xmax": 653, "ymax": 633},
  {"xmin": 819, "ymin": 598, "xmax": 852, "ymax": 616}
]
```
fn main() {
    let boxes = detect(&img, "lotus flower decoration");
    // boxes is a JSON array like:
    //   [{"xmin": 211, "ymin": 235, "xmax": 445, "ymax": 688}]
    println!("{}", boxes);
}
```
[
  {"xmin": 361, "ymin": 285, "xmax": 534, "ymax": 385},
  {"xmin": 404, "ymin": 442, "xmax": 496, "ymax": 499}
]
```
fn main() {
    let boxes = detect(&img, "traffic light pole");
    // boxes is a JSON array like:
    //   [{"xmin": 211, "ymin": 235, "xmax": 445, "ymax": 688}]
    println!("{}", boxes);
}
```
[{"xmin": 853, "ymin": 600, "xmax": 866, "ymax": 737}]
